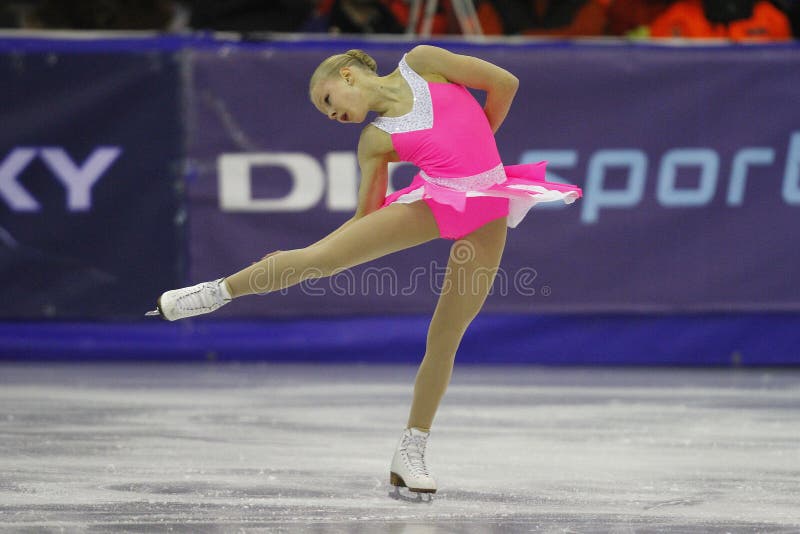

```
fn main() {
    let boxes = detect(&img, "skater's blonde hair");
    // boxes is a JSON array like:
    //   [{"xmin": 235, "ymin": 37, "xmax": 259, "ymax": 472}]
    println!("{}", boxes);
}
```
[{"xmin": 309, "ymin": 49, "xmax": 378, "ymax": 96}]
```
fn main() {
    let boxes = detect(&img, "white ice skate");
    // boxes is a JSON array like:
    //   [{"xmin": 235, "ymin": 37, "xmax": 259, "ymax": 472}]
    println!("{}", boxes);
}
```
[
  {"xmin": 389, "ymin": 427, "xmax": 437, "ymax": 502},
  {"xmin": 146, "ymin": 278, "xmax": 231, "ymax": 321}
]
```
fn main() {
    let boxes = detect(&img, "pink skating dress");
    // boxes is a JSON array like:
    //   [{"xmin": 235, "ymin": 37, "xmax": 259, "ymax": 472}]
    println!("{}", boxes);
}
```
[{"xmin": 376, "ymin": 54, "xmax": 582, "ymax": 240}]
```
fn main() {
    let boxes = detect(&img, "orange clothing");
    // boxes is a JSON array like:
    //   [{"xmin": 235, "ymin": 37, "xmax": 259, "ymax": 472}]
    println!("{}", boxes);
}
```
[
  {"xmin": 477, "ymin": 1, "xmax": 504, "ymax": 35},
  {"xmin": 727, "ymin": 1, "xmax": 792, "ymax": 41},
  {"xmin": 650, "ymin": 0, "xmax": 792, "ymax": 41},
  {"xmin": 384, "ymin": 0, "xmax": 451, "ymax": 35}
]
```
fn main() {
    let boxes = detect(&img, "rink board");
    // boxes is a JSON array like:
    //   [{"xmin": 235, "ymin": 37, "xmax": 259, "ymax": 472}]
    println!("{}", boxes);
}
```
[{"xmin": 1, "ymin": 313, "xmax": 797, "ymax": 365}]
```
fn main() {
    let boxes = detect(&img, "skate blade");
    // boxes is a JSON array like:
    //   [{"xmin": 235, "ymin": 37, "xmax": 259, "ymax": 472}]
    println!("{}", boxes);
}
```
[
  {"xmin": 390, "ymin": 472, "xmax": 436, "ymax": 494},
  {"xmin": 388, "ymin": 485, "xmax": 433, "ymax": 503},
  {"xmin": 389, "ymin": 472, "xmax": 435, "ymax": 502},
  {"xmin": 144, "ymin": 296, "xmax": 166, "ymax": 319}
]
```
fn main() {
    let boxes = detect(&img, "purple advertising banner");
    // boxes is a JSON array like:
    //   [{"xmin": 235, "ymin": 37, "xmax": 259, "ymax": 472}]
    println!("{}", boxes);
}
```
[
  {"xmin": 187, "ymin": 42, "xmax": 800, "ymax": 317},
  {"xmin": 0, "ymin": 43, "xmax": 183, "ymax": 319}
]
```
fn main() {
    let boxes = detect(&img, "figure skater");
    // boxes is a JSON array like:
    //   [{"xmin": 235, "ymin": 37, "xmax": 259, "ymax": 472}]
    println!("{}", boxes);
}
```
[{"xmin": 148, "ymin": 45, "xmax": 582, "ymax": 499}]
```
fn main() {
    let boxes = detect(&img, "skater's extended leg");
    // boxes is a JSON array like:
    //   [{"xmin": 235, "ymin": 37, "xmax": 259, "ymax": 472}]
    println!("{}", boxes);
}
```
[
  {"xmin": 152, "ymin": 201, "xmax": 439, "ymax": 321},
  {"xmin": 225, "ymin": 200, "xmax": 439, "ymax": 297},
  {"xmin": 407, "ymin": 216, "xmax": 507, "ymax": 431}
]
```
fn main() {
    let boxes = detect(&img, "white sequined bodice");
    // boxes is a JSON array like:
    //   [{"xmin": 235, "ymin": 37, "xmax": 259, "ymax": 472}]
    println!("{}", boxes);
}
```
[
  {"xmin": 371, "ymin": 54, "xmax": 433, "ymax": 134},
  {"xmin": 421, "ymin": 164, "xmax": 507, "ymax": 191}
]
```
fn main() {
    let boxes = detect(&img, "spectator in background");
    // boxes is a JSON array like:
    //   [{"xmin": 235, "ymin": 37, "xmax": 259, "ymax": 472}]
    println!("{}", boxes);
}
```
[
  {"xmin": 606, "ymin": 0, "xmax": 675, "ymax": 36},
  {"xmin": 316, "ymin": 0, "xmax": 496, "ymax": 36},
  {"xmin": 649, "ymin": 0, "xmax": 792, "ymax": 39},
  {"xmin": 26, "ymin": 0, "xmax": 175, "ymax": 30},
  {"xmin": 389, "ymin": 0, "xmax": 514, "ymax": 35},
  {"xmin": 326, "ymin": 0, "xmax": 404, "ymax": 34},
  {"xmin": 379, "ymin": 0, "xmax": 456, "ymax": 35},
  {"xmin": 6, "ymin": 0, "xmax": 796, "ymax": 38},
  {"xmin": 188, "ymin": 0, "xmax": 315, "ymax": 33},
  {"xmin": 484, "ymin": 0, "xmax": 611, "ymax": 36}
]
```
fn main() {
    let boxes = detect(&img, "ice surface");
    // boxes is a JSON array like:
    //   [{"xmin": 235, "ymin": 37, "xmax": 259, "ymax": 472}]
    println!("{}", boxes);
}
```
[{"xmin": 0, "ymin": 363, "xmax": 798, "ymax": 532}]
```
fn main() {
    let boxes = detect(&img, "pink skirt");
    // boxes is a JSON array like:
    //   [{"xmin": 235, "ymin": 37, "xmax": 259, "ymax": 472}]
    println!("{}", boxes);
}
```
[{"xmin": 380, "ymin": 162, "xmax": 582, "ymax": 240}]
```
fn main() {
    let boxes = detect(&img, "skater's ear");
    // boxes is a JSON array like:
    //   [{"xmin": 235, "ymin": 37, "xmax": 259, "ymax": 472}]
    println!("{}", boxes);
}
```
[{"xmin": 339, "ymin": 66, "xmax": 356, "ymax": 86}]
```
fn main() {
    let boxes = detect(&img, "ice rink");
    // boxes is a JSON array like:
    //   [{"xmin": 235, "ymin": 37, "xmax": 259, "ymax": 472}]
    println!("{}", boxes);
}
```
[{"xmin": 1, "ymin": 363, "xmax": 798, "ymax": 532}]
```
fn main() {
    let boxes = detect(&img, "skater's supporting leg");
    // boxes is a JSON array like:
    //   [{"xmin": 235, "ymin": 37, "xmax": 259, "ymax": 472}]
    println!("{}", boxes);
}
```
[
  {"xmin": 225, "ymin": 200, "xmax": 439, "ymax": 298},
  {"xmin": 407, "ymin": 216, "xmax": 507, "ymax": 431}
]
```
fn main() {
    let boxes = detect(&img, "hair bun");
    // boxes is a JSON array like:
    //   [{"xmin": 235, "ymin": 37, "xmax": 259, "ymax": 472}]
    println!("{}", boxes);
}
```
[{"xmin": 345, "ymin": 49, "xmax": 378, "ymax": 73}]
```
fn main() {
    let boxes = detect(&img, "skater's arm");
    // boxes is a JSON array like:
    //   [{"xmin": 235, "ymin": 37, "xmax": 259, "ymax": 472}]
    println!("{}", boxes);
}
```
[
  {"xmin": 405, "ymin": 45, "xmax": 519, "ymax": 134},
  {"xmin": 354, "ymin": 126, "xmax": 392, "ymax": 219},
  {"xmin": 308, "ymin": 126, "xmax": 391, "ymax": 249}
]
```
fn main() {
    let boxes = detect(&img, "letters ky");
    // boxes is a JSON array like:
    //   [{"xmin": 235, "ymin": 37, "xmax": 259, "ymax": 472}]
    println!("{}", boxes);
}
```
[{"xmin": 0, "ymin": 147, "xmax": 121, "ymax": 212}]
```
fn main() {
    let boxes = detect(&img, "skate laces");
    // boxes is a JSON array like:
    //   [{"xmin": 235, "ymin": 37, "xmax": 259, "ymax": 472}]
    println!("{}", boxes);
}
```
[
  {"xmin": 175, "ymin": 280, "xmax": 228, "ymax": 313},
  {"xmin": 401, "ymin": 432, "xmax": 430, "ymax": 477}
]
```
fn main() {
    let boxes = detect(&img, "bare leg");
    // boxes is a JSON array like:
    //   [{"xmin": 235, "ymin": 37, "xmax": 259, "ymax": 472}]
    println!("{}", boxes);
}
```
[
  {"xmin": 406, "ymin": 216, "xmax": 508, "ymax": 431},
  {"xmin": 225, "ymin": 201, "xmax": 439, "ymax": 297}
]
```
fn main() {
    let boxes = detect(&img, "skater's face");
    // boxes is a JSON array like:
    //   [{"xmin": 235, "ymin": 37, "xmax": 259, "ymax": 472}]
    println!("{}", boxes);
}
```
[{"xmin": 311, "ymin": 68, "xmax": 369, "ymax": 124}]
